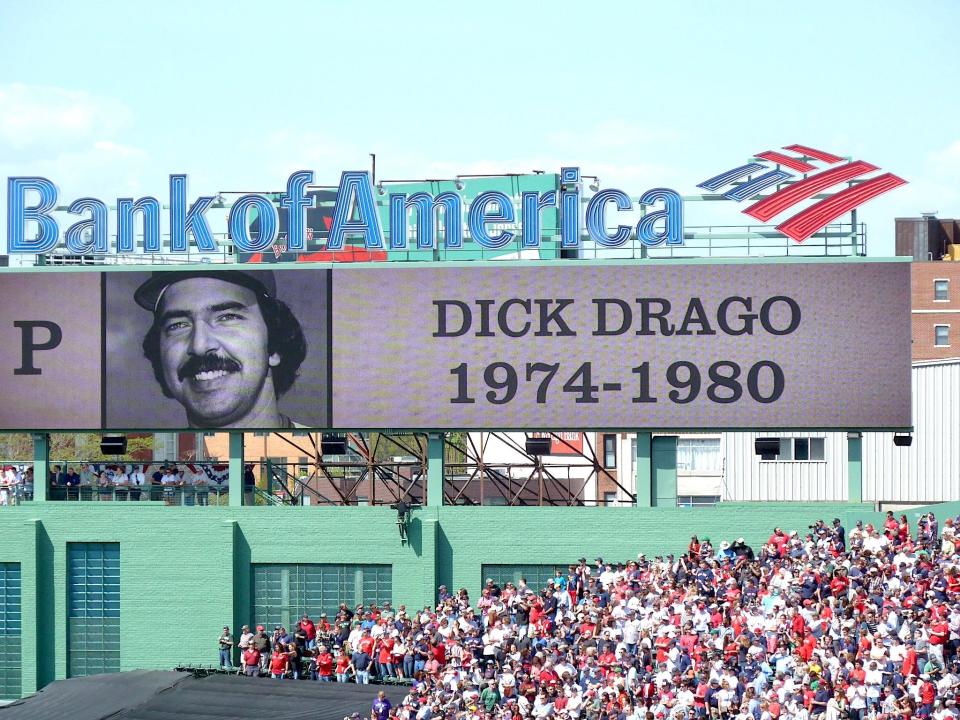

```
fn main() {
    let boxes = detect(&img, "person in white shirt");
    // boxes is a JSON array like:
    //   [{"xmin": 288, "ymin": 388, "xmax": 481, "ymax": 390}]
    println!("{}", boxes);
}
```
[
  {"xmin": 623, "ymin": 613, "xmax": 642, "ymax": 652},
  {"xmin": 531, "ymin": 691, "xmax": 553, "ymax": 719},
  {"xmin": 113, "ymin": 467, "xmax": 130, "ymax": 488},
  {"xmin": 933, "ymin": 704, "xmax": 957, "ymax": 720},
  {"xmin": 2, "ymin": 466, "xmax": 18, "ymax": 505},
  {"xmin": 846, "ymin": 678, "xmax": 867, "ymax": 720},
  {"xmin": 125, "ymin": 465, "xmax": 144, "ymax": 501},
  {"xmin": 237, "ymin": 624, "xmax": 254, "ymax": 654},
  {"xmin": 161, "ymin": 467, "xmax": 181, "ymax": 505},
  {"xmin": 865, "ymin": 662, "xmax": 883, "ymax": 712},
  {"xmin": 566, "ymin": 686, "xmax": 583, "ymax": 720},
  {"xmin": 825, "ymin": 693, "xmax": 844, "ymax": 720}
]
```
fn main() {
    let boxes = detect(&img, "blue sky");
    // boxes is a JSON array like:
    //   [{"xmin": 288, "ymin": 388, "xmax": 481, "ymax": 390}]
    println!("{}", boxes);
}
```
[{"xmin": 2, "ymin": 0, "xmax": 959, "ymax": 256}]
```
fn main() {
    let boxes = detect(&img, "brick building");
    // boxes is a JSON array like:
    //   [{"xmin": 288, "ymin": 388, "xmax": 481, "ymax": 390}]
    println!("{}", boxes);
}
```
[{"xmin": 911, "ymin": 262, "xmax": 960, "ymax": 361}]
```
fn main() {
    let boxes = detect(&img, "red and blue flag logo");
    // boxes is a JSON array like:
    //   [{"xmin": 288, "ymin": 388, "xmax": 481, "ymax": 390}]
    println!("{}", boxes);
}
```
[{"xmin": 699, "ymin": 144, "xmax": 906, "ymax": 243}]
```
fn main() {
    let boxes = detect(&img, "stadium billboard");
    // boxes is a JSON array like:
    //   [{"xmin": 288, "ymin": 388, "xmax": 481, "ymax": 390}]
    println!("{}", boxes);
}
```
[{"xmin": 0, "ymin": 259, "xmax": 910, "ymax": 431}]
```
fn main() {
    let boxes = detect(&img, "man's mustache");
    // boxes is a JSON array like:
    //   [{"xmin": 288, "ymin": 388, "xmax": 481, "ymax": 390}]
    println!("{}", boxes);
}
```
[{"xmin": 178, "ymin": 354, "xmax": 241, "ymax": 381}]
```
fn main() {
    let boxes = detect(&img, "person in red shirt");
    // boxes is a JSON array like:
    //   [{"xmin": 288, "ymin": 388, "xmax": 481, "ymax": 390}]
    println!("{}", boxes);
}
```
[
  {"xmin": 335, "ymin": 649, "xmax": 353, "ymax": 683},
  {"xmin": 830, "ymin": 571, "xmax": 849, "ymax": 598},
  {"xmin": 849, "ymin": 660, "xmax": 866, "ymax": 685},
  {"xmin": 947, "ymin": 568, "xmax": 960, "ymax": 595},
  {"xmin": 315, "ymin": 644, "xmax": 334, "ymax": 681},
  {"xmin": 598, "ymin": 647, "xmax": 617, "ymax": 676},
  {"xmin": 654, "ymin": 633, "xmax": 671, "ymax": 664},
  {"xmin": 919, "ymin": 676, "xmax": 937, "ymax": 714},
  {"xmin": 298, "ymin": 614, "xmax": 317, "ymax": 649},
  {"xmin": 242, "ymin": 646, "xmax": 261, "ymax": 677},
  {"xmin": 884, "ymin": 511, "xmax": 899, "ymax": 540},
  {"xmin": 538, "ymin": 663, "xmax": 560, "ymax": 686},
  {"xmin": 316, "ymin": 613, "xmax": 331, "ymax": 635},
  {"xmin": 359, "ymin": 630, "xmax": 376, "ymax": 658},
  {"xmin": 929, "ymin": 617, "xmax": 949, "ymax": 665},
  {"xmin": 723, "ymin": 639, "xmax": 739, "ymax": 662},
  {"xmin": 710, "ymin": 606, "xmax": 723, "ymax": 628},
  {"xmin": 798, "ymin": 634, "xmax": 817, "ymax": 662},
  {"xmin": 791, "ymin": 610, "xmax": 807, "ymax": 638},
  {"xmin": 902, "ymin": 640, "xmax": 918, "ymax": 678},
  {"xmin": 269, "ymin": 648, "xmax": 289, "ymax": 679},
  {"xmin": 898, "ymin": 516, "xmax": 911, "ymax": 545},
  {"xmin": 376, "ymin": 632, "xmax": 396, "ymax": 678},
  {"xmin": 768, "ymin": 528, "xmax": 788, "ymax": 557}
]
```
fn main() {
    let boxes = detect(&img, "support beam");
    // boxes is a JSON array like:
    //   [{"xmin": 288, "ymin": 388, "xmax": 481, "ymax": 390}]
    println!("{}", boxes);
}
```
[
  {"xmin": 847, "ymin": 434, "xmax": 863, "ymax": 503},
  {"xmin": 635, "ymin": 432, "xmax": 652, "ymax": 508},
  {"xmin": 228, "ymin": 432, "xmax": 244, "ymax": 507},
  {"xmin": 31, "ymin": 433, "xmax": 49, "ymax": 502},
  {"xmin": 427, "ymin": 433, "xmax": 444, "ymax": 507}
]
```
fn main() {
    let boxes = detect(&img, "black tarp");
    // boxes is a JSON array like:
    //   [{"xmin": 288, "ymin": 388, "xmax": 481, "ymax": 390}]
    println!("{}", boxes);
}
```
[
  {"xmin": 0, "ymin": 672, "xmax": 407, "ymax": 720},
  {"xmin": 0, "ymin": 670, "xmax": 191, "ymax": 720}
]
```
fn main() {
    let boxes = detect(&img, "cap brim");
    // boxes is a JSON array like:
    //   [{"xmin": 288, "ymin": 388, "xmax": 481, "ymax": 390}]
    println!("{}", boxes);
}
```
[{"xmin": 134, "ymin": 270, "xmax": 276, "ymax": 312}]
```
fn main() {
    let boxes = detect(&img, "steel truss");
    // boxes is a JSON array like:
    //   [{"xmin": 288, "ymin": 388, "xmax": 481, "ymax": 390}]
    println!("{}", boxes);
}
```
[{"xmin": 257, "ymin": 432, "xmax": 635, "ymax": 507}]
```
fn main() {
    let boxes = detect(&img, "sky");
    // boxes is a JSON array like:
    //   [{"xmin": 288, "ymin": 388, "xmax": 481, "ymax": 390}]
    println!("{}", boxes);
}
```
[{"xmin": 1, "ymin": 0, "xmax": 959, "ymax": 257}]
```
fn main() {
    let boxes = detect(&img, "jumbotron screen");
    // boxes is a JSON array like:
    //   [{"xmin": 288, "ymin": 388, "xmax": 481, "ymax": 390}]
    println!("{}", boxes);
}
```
[{"xmin": 0, "ymin": 259, "xmax": 911, "ymax": 431}]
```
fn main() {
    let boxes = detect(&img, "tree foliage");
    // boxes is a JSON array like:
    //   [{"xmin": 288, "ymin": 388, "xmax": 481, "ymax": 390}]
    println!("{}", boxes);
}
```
[{"xmin": 0, "ymin": 433, "xmax": 154, "ymax": 464}]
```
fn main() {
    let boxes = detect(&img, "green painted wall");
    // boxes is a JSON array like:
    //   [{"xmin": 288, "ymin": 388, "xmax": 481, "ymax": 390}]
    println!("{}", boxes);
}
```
[
  {"xmin": 375, "ymin": 174, "xmax": 561, "ymax": 262},
  {"xmin": 651, "ymin": 436, "xmax": 678, "ymax": 507},
  {"xmin": 0, "ymin": 498, "xmax": 950, "ymax": 697}
]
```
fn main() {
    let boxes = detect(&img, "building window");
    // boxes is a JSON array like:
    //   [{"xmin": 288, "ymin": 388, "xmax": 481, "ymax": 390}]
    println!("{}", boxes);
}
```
[
  {"xmin": 68, "ymin": 543, "xmax": 120, "ymax": 677},
  {"xmin": 676, "ymin": 438, "xmax": 722, "ymax": 472},
  {"xmin": 935, "ymin": 279, "xmax": 950, "ymax": 301},
  {"xmin": 936, "ymin": 325, "xmax": 950, "ymax": 347},
  {"xmin": 602, "ymin": 434, "xmax": 616, "ymax": 468},
  {"xmin": 766, "ymin": 438, "xmax": 825, "ymax": 462},
  {"xmin": 677, "ymin": 495, "xmax": 721, "ymax": 508},
  {"xmin": 253, "ymin": 564, "xmax": 391, "ymax": 631},
  {"xmin": 482, "ymin": 564, "xmax": 567, "ymax": 594},
  {"xmin": 0, "ymin": 564, "xmax": 21, "ymax": 699},
  {"xmin": 603, "ymin": 491, "xmax": 617, "ymax": 506}
]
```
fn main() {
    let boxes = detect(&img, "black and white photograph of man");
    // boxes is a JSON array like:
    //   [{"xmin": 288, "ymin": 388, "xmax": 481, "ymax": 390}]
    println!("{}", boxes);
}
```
[{"xmin": 104, "ymin": 268, "xmax": 329, "ymax": 429}]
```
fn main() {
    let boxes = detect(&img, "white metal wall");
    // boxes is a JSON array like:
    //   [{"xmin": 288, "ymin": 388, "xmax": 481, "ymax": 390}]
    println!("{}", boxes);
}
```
[
  {"xmin": 863, "ymin": 360, "xmax": 960, "ymax": 503},
  {"xmin": 721, "ymin": 431, "xmax": 849, "ymax": 502}
]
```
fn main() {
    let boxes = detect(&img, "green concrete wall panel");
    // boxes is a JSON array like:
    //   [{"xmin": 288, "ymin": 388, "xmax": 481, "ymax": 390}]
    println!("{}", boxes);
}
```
[
  {"xmin": 651, "ymin": 436, "xmax": 678, "ymax": 507},
  {"xmin": 634, "ymin": 433, "xmax": 652, "ymax": 508},
  {"xmin": 848, "ymin": 437, "xmax": 863, "ymax": 504}
]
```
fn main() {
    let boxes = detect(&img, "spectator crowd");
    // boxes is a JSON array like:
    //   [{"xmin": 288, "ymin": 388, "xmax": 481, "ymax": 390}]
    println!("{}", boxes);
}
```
[{"xmin": 217, "ymin": 511, "xmax": 960, "ymax": 720}]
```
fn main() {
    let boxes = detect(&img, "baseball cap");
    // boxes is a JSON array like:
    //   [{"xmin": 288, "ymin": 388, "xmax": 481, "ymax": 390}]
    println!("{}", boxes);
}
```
[{"xmin": 134, "ymin": 269, "xmax": 277, "ymax": 313}]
